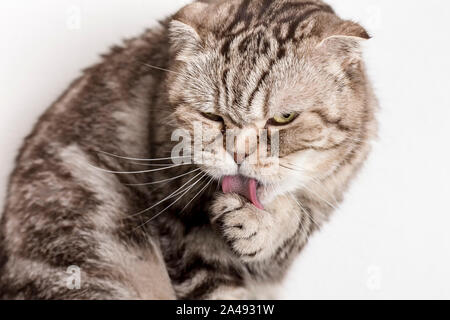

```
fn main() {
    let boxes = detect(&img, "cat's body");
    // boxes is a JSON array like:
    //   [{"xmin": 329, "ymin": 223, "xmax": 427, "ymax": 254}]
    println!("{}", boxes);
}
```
[{"xmin": 0, "ymin": 0, "xmax": 377, "ymax": 300}]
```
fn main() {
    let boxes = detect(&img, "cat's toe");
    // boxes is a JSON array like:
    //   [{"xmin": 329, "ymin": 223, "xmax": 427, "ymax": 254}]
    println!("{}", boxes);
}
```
[
  {"xmin": 210, "ymin": 193, "xmax": 245, "ymax": 222},
  {"xmin": 211, "ymin": 199, "xmax": 274, "ymax": 262}
]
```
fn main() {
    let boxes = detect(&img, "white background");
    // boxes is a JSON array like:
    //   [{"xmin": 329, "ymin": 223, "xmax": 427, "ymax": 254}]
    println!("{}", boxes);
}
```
[{"xmin": 1, "ymin": 0, "xmax": 450, "ymax": 299}]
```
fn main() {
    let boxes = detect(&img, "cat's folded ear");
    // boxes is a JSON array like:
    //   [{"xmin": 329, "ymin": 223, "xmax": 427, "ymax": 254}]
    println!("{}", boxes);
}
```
[
  {"xmin": 316, "ymin": 21, "xmax": 370, "ymax": 62},
  {"xmin": 169, "ymin": 2, "xmax": 208, "ymax": 62},
  {"xmin": 169, "ymin": 20, "xmax": 202, "ymax": 61}
]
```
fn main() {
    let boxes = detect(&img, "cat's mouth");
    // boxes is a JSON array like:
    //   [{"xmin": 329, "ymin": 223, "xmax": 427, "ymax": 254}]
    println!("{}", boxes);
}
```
[{"xmin": 221, "ymin": 175, "xmax": 264, "ymax": 210}]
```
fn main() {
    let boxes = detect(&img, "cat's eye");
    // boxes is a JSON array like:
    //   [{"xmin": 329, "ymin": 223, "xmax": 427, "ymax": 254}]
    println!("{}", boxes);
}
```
[
  {"xmin": 269, "ymin": 113, "xmax": 298, "ymax": 125},
  {"xmin": 201, "ymin": 112, "xmax": 223, "ymax": 122}
]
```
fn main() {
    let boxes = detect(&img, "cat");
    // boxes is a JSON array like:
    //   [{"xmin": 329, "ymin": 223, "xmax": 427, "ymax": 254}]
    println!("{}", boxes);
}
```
[{"xmin": 0, "ymin": 0, "xmax": 377, "ymax": 300}]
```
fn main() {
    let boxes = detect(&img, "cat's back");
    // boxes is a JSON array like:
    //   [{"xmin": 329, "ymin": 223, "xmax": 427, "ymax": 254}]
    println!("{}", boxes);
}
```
[{"xmin": 0, "ymin": 22, "xmax": 175, "ymax": 299}]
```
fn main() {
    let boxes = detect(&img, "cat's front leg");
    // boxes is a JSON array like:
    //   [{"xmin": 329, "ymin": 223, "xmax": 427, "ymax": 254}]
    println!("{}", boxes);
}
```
[{"xmin": 210, "ymin": 193, "xmax": 302, "ymax": 263}]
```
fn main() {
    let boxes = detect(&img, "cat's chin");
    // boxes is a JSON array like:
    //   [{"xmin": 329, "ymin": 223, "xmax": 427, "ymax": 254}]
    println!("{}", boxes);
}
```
[
  {"xmin": 257, "ymin": 185, "xmax": 279, "ymax": 207},
  {"xmin": 257, "ymin": 181, "xmax": 306, "ymax": 207}
]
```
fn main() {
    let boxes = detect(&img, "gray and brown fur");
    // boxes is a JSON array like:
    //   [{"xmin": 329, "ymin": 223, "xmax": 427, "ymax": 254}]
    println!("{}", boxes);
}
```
[{"xmin": 0, "ymin": 0, "xmax": 377, "ymax": 300}]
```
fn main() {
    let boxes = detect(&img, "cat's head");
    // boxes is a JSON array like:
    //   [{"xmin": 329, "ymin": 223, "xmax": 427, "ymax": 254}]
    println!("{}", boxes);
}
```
[{"xmin": 167, "ymin": 0, "xmax": 375, "ymax": 205}]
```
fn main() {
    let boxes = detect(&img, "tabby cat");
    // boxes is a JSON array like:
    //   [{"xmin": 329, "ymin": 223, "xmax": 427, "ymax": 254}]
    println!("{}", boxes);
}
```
[{"xmin": 0, "ymin": 0, "xmax": 377, "ymax": 299}]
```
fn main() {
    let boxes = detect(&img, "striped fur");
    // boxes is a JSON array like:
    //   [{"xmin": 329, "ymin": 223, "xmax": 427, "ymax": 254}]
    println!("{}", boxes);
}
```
[{"xmin": 0, "ymin": 0, "xmax": 377, "ymax": 300}]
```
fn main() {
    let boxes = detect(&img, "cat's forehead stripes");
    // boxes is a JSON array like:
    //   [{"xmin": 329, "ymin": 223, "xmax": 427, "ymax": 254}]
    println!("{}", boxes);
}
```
[
  {"xmin": 219, "ymin": 0, "xmax": 334, "ymax": 37},
  {"xmin": 209, "ymin": 0, "xmax": 336, "ymax": 124}
]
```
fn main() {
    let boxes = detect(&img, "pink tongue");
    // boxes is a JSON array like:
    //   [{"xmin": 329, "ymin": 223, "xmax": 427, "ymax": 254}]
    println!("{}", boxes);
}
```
[{"xmin": 221, "ymin": 176, "xmax": 264, "ymax": 210}]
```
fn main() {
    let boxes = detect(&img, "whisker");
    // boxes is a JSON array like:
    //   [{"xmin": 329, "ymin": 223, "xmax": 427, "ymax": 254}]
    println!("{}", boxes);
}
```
[
  {"xmin": 282, "ymin": 162, "xmax": 340, "ymax": 210},
  {"xmin": 141, "ymin": 62, "xmax": 203, "ymax": 84},
  {"xmin": 130, "ymin": 171, "xmax": 205, "ymax": 217},
  {"xmin": 289, "ymin": 193, "xmax": 311, "ymax": 243},
  {"xmin": 88, "ymin": 163, "xmax": 187, "ymax": 175},
  {"xmin": 180, "ymin": 176, "xmax": 214, "ymax": 214},
  {"xmin": 135, "ymin": 172, "xmax": 208, "ymax": 229},
  {"xmin": 289, "ymin": 192, "xmax": 322, "ymax": 231},
  {"xmin": 282, "ymin": 165, "xmax": 336, "ymax": 207},
  {"xmin": 309, "ymin": 177, "xmax": 340, "ymax": 208},
  {"xmin": 125, "ymin": 168, "xmax": 201, "ymax": 186},
  {"xmin": 280, "ymin": 163, "xmax": 306, "ymax": 173},
  {"xmin": 95, "ymin": 150, "xmax": 191, "ymax": 162},
  {"xmin": 126, "ymin": 161, "xmax": 190, "ymax": 167},
  {"xmin": 141, "ymin": 63, "xmax": 183, "ymax": 76},
  {"xmin": 280, "ymin": 165, "xmax": 305, "ymax": 175},
  {"xmin": 301, "ymin": 182, "xmax": 338, "ymax": 211},
  {"xmin": 267, "ymin": 184, "xmax": 310, "ymax": 243}
]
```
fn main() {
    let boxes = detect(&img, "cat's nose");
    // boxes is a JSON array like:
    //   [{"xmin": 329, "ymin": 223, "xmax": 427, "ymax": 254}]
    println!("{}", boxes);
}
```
[
  {"xmin": 233, "ymin": 151, "xmax": 250, "ymax": 165},
  {"xmin": 226, "ymin": 126, "xmax": 258, "ymax": 165}
]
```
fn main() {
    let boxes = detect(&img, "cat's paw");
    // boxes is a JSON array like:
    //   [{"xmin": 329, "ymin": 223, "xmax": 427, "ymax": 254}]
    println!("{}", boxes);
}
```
[{"xmin": 210, "ymin": 193, "xmax": 275, "ymax": 262}]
